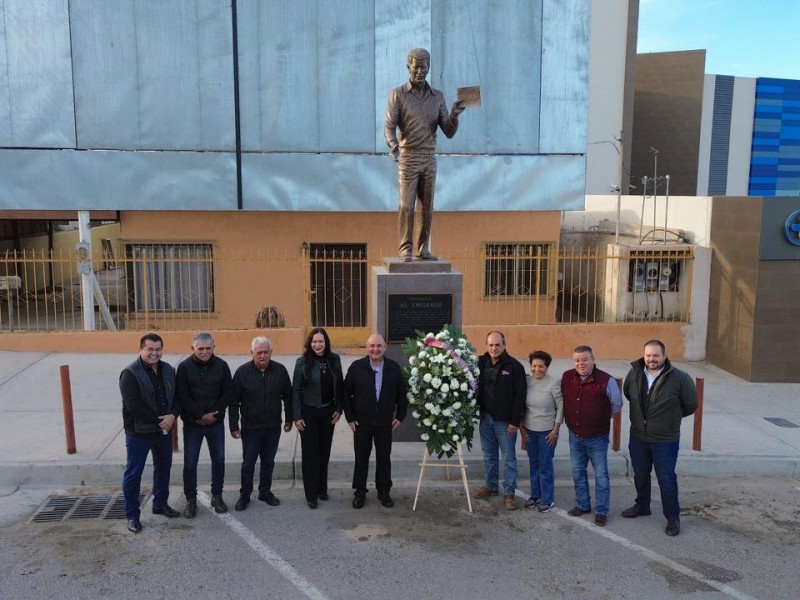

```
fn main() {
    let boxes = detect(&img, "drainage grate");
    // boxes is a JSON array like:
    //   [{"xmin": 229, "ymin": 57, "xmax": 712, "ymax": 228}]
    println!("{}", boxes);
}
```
[
  {"xmin": 30, "ymin": 492, "xmax": 148, "ymax": 523},
  {"xmin": 763, "ymin": 417, "xmax": 799, "ymax": 428}
]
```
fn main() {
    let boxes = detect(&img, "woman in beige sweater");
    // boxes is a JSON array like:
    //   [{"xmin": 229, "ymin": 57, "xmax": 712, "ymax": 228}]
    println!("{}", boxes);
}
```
[{"xmin": 520, "ymin": 350, "xmax": 563, "ymax": 512}]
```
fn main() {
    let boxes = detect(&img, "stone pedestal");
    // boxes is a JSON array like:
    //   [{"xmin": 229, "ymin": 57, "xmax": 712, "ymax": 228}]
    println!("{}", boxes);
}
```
[{"xmin": 372, "ymin": 257, "xmax": 463, "ymax": 441}]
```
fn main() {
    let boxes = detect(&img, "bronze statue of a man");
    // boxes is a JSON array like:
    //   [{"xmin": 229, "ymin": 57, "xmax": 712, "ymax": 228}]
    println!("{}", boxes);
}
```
[{"xmin": 384, "ymin": 48, "xmax": 465, "ymax": 262}]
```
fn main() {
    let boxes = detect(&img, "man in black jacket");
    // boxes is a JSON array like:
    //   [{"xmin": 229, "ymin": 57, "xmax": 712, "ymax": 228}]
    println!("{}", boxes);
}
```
[
  {"xmin": 473, "ymin": 331, "xmax": 526, "ymax": 510},
  {"xmin": 621, "ymin": 339, "xmax": 697, "ymax": 536},
  {"xmin": 343, "ymin": 333, "xmax": 408, "ymax": 509},
  {"xmin": 230, "ymin": 336, "xmax": 292, "ymax": 511},
  {"xmin": 120, "ymin": 333, "xmax": 180, "ymax": 533},
  {"xmin": 177, "ymin": 332, "xmax": 234, "ymax": 518}
]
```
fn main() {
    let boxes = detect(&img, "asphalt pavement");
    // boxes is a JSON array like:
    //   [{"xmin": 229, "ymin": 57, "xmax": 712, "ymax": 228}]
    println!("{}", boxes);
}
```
[{"xmin": 0, "ymin": 349, "xmax": 798, "ymax": 491}]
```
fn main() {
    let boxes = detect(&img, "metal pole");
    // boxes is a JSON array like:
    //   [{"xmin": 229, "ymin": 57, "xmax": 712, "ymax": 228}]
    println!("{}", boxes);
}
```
[
  {"xmin": 612, "ymin": 377, "xmax": 622, "ymax": 451},
  {"xmin": 60, "ymin": 365, "xmax": 77, "ymax": 454},
  {"xmin": 692, "ymin": 377, "xmax": 704, "ymax": 451},
  {"xmin": 664, "ymin": 175, "xmax": 670, "ymax": 243},
  {"xmin": 639, "ymin": 176, "xmax": 648, "ymax": 243},
  {"xmin": 615, "ymin": 130, "xmax": 624, "ymax": 244},
  {"xmin": 651, "ymin": 148, "xmax": 658, "ymax": 239}
]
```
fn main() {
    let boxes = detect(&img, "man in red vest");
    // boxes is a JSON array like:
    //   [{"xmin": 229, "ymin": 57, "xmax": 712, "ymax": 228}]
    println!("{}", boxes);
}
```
[{"xmin": 561, "ymin": 345, "xmax": 622, "ymax": 526}]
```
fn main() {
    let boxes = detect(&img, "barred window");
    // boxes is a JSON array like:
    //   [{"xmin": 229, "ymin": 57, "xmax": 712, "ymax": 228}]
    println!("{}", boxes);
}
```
[
  {"xmin": 125, "ymin": 243, "xmax": 214, "ymax": 312},
  {"xmin": 484, "ymin": 243, "xmax": 551, "ymax": 297}
]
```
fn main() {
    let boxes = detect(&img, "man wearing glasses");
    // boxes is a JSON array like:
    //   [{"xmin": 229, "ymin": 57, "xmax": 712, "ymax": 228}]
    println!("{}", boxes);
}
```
[{"xmin": 120, "ymin": 333, "xmax": 180, "ymax": 533}]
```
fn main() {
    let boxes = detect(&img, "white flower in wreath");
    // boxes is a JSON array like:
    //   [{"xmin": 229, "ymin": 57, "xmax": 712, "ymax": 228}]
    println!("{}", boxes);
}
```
[
  {"xmin": 408, "ymin": 356, "xmax": 416, "ymax": 365},
  {"xmin": 411, "ymin": 367, "xmax": 419, "ymax": 376},
  {"xmin": 430, "ymin": 377, "xmax": 441, "ymax": 389},
  {"xmin": 470, "ymin": 398, "xmax": 477, "ymax": 406},
  {"xmin": 449, "ymin": 378, "xmax": 459, "ymax": 389},
  {"xmin": 442, "ymin": 366, "xmax": 452, "ymax": 377},
  {"xmin": 424, "ymin": 402, "xmax": 435, "ymax": 411},
  {"xmin": 452, "ymin": 401, "xmax": 462, "ymax": 410},
  {"xmin": 440, "ymin": 383, "xmax": 450, "ymax": 394},
  {"xmin": 422, "ymin": 418, "xmax": 432, "ymax": 426},
  {"xmin": 432, "ymin": 424, "xmax": 438, "ymax": 430},
  {"xmin": 420, "ymin": 433, "xmax": 430, "ymax": 441},
  {"xmin": 452, "ymin": 434, "xmax": 460, "ymax": 441},
  {"xmin": 423, "ymin": 373, "xmax": 432, "ymax": 383},
  {"xmin": 441, "ymin": 443, "xmax": 451, "ymax": 452},
  {"xmin": 441, "ymin": 408, "xmax": 452, "ymax": 417},
  {"xmin": 460, "ymin": 382, "xmax": 469, "ymax": 392},
  {"xmin": 426, "ymin": 388, "xmax": 433, "ymax": 395},
  {"xmin": 412, "ymin": 410, "xmax": 420, "ymax": 418},
  {"xmin": 431, "ymin": 405, "xmax": 441, "ymax": 415}
]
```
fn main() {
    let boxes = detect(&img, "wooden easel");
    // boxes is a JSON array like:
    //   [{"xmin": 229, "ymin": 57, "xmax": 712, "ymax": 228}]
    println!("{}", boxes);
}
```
[{"xmin": 412, "ymin": 443, "xmax": 472, "ymax": 513}]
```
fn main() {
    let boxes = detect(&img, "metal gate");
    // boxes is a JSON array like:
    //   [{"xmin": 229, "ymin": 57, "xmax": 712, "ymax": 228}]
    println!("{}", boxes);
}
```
[{"xmin": 309, "ymin": 244, "xmax": 367, "ymax": 328}]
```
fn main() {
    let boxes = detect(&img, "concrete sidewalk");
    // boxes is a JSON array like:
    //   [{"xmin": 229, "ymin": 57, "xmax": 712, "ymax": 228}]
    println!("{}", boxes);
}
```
[{"xmin": 0, "ymin": 349, "xmax": 799, "ymax": 488}]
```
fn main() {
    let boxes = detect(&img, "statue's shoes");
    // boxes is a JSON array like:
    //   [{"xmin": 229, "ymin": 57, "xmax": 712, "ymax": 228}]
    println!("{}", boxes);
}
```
[{"xmin": 416, "ymin": 254, "xmax": 438, "ymax": 261}]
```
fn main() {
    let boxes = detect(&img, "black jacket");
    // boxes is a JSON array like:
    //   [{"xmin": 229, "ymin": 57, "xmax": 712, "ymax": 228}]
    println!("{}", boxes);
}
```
[
  {"xmin": 230, "ymin": 359, "xmax": 292, "ymax": 431},
  {"xmin": 120, "ymin": 358, "xmax": 178, "ymax": 436},
  {"xmin": 476, "ymin": 351, "xmax": 527, "ymax": 426},
  {"xmin": 176, "ymin": 354, "xmax": 233, "ymax": 427},
  {"xmin": 291, "ymin": 353, "xmax": 344, "ymax": 419},
  {"xmin": 623, "ymin": 357, "xmax": 698, "ymax": 443},
  {"xmin": 343, "ymin": 356, "xmax": 408, "ymax": 428}
]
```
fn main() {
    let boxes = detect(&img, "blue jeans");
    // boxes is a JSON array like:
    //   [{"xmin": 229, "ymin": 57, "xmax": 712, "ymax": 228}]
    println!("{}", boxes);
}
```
[
  {"xmin": 122, "ymin": 432, "xmax": 173, "ymax": 520},
  {"xmin": 239, "ymin": 427, "xmax": 281, "ymax": 498},
  {"xmin": 568, "ymin": 431, "xmax": 610, "ymax": 515},
  {"xmin": 183, "ymin": 421, "xmax": 225, "ymax": 499},
  {"xmin": 526, "ymin": 430, "xmax": 556, "ymax": 505},
  {"xmin": 479, "ymin": 413, "xmax": 518, "ymax": 495},
  {"xmin": 629, "ymin": 435, "xmax": 680, "ymax": 520}
]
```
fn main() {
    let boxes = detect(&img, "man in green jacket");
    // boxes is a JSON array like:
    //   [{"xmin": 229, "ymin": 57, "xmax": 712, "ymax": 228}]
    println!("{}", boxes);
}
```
[{"xmin": 621, "ymin": 339, "xmax": 697, "ymax": 536}]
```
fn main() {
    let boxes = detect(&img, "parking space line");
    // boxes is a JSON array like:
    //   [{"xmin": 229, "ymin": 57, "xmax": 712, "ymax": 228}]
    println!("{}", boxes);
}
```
[
  {"xmin": 513, "ymin": 491, "xmax": 755, "ymax": 600},
  {"xmin": 197, "ymin": 492, "xmax": 329, "ymax": 600}
]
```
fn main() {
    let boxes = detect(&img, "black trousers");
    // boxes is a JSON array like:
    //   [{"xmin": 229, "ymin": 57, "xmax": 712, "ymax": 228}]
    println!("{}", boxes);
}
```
[
  {"xmin": 299, "ymin": 404, "xmax": 335, "ymax": 502},
  {"xmin": 352, "ymin": 422, "xmax": 393, "ymax": 495}
]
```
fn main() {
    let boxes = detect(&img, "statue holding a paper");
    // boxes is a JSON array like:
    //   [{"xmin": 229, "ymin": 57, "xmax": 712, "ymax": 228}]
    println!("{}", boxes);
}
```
[{"xmin": 384, "ymin": 48, "xmax": 477, "ymax": 262}]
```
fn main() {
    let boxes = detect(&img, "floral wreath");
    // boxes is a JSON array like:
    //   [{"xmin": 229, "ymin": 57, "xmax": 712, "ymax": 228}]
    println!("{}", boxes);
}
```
[{"xmin": 402, "ymin": 324, "xmax": 480, "ymax": 458}]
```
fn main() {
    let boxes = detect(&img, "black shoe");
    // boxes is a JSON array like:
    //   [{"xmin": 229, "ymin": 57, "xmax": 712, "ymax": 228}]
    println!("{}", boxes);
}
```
[
  {"xmin": 416, "ymin": 253, "xmax": 438, "ymax": 261},
  {"xmin": 308, "ymin": 500, "xmax": 318, "ymax": 509},
  {"xmin": 258, "ymin": 492, "xmax": 280, "ymax": 506},
  {"xmin": 524, "ymin": 496, "xmax": 540, "ymax": 509},
  {"xmin": 183, "ymin": 499, "xmax": 197, "ymax": 519},
  {"xmin": 665, "ymin": 519, "xmax": 681, "ymax": 536},
  {"xmin": 377, "ymin": 492, "xmax": 394, "ymax": 508},
  {"xmin": 621, "ymin": 504, "xmax": 652, "ymax": 518},
  {"xmin": 152, "ymin": 505, "xmax": 180, "ymax": 518},
  {"xmin": 352, "ymin": 495, "xmax": 365, "ymax": 509},
  {"xmin": 318, "ymin": 493, "xmax": 329, "ymax": 501},
  {"xmin": 210, "ymin": 495, "xmax": 228, "ymax": 514},
  {"xmin": 234, "ymin": 496, "xmax": 249, "ymax": 512},
  {"xmin": 127, "ymin": 519, "xmax": 142, "ymax": 533}
]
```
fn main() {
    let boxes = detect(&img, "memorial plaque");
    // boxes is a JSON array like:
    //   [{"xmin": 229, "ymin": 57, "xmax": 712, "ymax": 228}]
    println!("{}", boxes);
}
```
[{"xmin": 386, "ymin": 293, "xmax": 453, "ymax": 343}]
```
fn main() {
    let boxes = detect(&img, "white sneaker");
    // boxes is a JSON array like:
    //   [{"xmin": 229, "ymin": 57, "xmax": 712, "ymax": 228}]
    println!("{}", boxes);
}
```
[{"xmin": 537, "ymin": 501, "xmax": 555, "ymax": 513}]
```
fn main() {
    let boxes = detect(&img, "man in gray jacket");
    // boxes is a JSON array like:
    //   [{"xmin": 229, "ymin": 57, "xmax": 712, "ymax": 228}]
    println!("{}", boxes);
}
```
[{"xmin": 621, "ymin": 339, "xmax": 697, "ymax": 536}]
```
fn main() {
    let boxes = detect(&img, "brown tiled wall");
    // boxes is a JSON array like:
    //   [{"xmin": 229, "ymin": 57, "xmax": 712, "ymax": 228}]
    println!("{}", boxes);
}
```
[
  {"xmin": 631, "ymin": 50, "xmax": 706, "ymax": 196},
  {"xmin": 751, "ymin": 261, "xmax": 800, "ymax": 382},
  {"xmin": 706, "ymin": 197, "xmax": 761, "ymax": 380}
]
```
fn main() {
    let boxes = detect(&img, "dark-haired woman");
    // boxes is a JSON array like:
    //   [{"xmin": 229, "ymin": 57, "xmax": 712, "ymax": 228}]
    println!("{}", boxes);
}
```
[
  {"xmin": 292, "ymin": 328, "xmax": 343, "ymax": 508},
  {"xmin": 520, "ymin": 350, "xmax": 563, "ymax": 513}
]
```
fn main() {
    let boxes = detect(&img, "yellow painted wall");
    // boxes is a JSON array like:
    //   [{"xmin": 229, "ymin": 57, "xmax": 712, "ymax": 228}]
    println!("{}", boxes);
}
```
[{"xmin": 119, "ymin": 210, "xmax": 563, "ymax": 329}]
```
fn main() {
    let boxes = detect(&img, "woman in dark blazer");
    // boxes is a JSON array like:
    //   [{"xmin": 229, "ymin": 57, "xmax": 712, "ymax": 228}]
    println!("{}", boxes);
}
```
[{"xmin": 292, "ymin": 327, "xmax": 343, "ymax": 508}]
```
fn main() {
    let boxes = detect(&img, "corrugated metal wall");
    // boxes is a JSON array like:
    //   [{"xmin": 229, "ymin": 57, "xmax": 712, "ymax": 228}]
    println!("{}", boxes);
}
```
[{"xmin": 0, "ymin": 0, "xmax": 589, "ymax": 211}]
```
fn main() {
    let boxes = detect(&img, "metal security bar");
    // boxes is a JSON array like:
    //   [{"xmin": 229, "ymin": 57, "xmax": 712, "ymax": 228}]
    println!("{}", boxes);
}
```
[{"xmin": 0, "ymin": 244, "xmax": 694, "ymax": 333}]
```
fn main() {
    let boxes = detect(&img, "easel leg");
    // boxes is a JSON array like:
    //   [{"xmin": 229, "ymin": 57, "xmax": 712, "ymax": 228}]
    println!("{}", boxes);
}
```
[
  {"xmin": 412, "ymin": 448, "xmax": 428, "ymax": 511},
  {"xmin": 458, "ymin": 444, "xmax": 472, "ymax": 513}
]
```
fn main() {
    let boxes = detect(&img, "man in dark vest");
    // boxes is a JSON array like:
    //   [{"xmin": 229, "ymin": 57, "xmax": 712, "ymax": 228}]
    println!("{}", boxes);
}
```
[
  {"xmin": 561, "ymin": 345, "xmax": 622, "ymax": 526},
  {"xmin": 621, "ymin": 339, "xmax": 697, "ymax": 536},
  {"xmin": 120, "ymin": 333, "xmax": 180, "ymax": 533}
]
